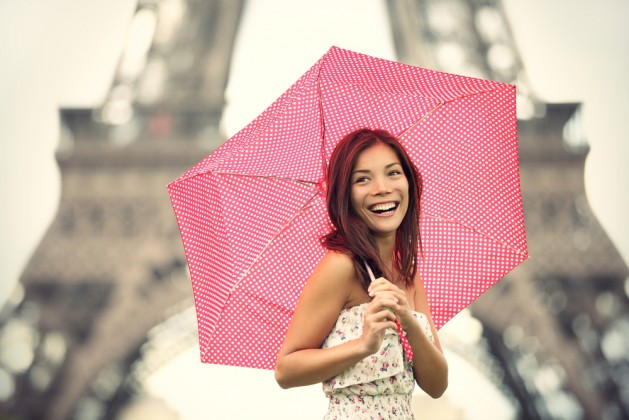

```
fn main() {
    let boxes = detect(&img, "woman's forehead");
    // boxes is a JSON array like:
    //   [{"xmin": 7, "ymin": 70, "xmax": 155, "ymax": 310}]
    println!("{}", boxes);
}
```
[{"xmin": 354, "ymin": 143, "xmax": 400, "ymax": 168}]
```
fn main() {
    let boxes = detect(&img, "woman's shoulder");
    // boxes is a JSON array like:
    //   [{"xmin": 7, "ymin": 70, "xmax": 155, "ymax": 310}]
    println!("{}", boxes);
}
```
[
  {"xmin": 316, "ymin": 251, "xmax": 356, "ymax": 282},
  {"xmin": 314, "ymin": 251, "xmax": 369, "ymax": 308},
  {"xmin": 307, "ymin": 251, "xmax": 357, "ymax": 296},
  {"xmin": 319, "ymin": 250, "xmax": 354, "ymax": 271}
]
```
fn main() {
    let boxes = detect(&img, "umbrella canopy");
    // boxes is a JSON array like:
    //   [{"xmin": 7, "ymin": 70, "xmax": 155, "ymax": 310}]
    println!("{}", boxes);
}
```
[{"xmin": 168, "ymin": 46, "xmax": 528, "ymax": 370}]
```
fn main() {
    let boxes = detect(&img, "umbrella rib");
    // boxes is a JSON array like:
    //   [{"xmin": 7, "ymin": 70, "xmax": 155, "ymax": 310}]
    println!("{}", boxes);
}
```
[
  {"xmin": 397, "ymin": 102, "xmax": 445, "ymax": 139},
  {"xmin": 211, "ymin": 170, "xmax": 316, "ymax": 187},
  {"xmin": 228, "ymin": 190, "xmax": 321, "ymax": 295},
  {"xmin": 317, "ymin": 71, "xmax": 329, "ymax": 180},
  {"xmin": 398, "ymin": 85, "xmax": 512, "ymax": 139},
  {"xmin": 200, "ymin": 180, "xmax": 319, "ymax": 363},
  {"xmin": 423, "ymin": 212, "xmax": 529, "ymax": 258}
]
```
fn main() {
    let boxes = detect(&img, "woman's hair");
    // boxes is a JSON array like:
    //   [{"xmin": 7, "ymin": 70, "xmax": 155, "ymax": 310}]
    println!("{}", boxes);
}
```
[{"xmin": 322, "ymin": 128, "xmax": 423, "ymax": 291}]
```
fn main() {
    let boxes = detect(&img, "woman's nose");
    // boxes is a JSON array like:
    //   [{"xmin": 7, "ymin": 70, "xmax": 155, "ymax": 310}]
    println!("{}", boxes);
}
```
[{"xmin": 371, "ymin": 177, "xmax": 390, "ymax": 195}]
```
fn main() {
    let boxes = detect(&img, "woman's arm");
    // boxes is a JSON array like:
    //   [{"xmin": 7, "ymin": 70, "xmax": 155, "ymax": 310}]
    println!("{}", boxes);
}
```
[
  {"xmin": 274, "ymin": 251, "xmax": 398, "ymax": 389},
  {"xmin": 406, "ymin": 275, "xmax": 448, "ymax": 397}
]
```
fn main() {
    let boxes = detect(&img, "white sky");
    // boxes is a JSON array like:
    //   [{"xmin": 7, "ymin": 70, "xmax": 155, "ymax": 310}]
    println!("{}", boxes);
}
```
[
  {"xmin": 1, "ymin": 0, "xmax": 628, "ymax": 418},
  {"xmin": 220, "ymin": 0, "xmax": 396, "ymax": 136}
]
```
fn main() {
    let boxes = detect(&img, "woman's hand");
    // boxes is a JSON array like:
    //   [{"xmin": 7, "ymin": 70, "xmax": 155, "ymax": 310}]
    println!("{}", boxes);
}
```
[
  {"xmin": 361, "ymin": 293, "xmax": 399, "ymax": 354},
  {"xmin": 368, "ymin": 277, "xmax": 414, "ymax": 331}
]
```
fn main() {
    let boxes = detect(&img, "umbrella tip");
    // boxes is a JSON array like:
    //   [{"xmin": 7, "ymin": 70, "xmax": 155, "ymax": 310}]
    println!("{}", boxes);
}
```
[{"xmin": 316, "ymin": 178, "xmax": 327, "ymax": 195}]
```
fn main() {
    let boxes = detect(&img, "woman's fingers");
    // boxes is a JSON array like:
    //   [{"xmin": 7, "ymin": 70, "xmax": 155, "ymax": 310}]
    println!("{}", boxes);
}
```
[
  {"xmin": 368, "ymin": 278, "xmax": 405, "ymax": 299},
  {"xmin": 367, "ymin": 277, "xmax": 390, "ymax": 294},
  {"xmin": 367, "ymin": 298, "xmax": 400, "ymax": 328},
  {"xmin": 361, "ymin": 296, "xmax": 403, "ymax": 354},
  {"xmin": 368, "ymin": 280, "xmax": 416, "ymax": 328},
  {"xmin": 364, "ymin": 312, "xmax": 397, "ymax": 334},
  {"xmin": 362, "ymin": 310, "xmax": 396, "ymax": 354},
  {"xmin": 366, "ymin": 295, "xmax": 399, "ymax": 314},
  {"xmin": 365, "ymin": 297, "xmax": 398, "ymax": 322}
]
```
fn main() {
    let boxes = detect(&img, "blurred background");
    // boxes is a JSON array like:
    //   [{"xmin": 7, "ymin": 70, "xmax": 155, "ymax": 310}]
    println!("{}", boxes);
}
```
[{"xmin": 1, "ymin": 0, "xmax": 628, "ymax": 419}]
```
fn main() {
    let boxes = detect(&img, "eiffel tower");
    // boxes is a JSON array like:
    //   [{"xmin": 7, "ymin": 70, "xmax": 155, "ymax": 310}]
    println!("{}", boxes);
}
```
[
  {"xmin": 0, "ymin": 1, "xmax": 245, "ymax": 419},
  {"xmin": 387, "ymin": 0, "xmax": 629, "ymax": 418},
  {"xmin": 1, "ymin": 0, "xmax": 627, "ymax": 419}
]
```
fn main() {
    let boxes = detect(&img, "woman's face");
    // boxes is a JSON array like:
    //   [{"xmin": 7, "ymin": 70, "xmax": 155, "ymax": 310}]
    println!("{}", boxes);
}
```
[{"xmin": 350, "ymin": 143, "xmax": 409, "ymax": 238}]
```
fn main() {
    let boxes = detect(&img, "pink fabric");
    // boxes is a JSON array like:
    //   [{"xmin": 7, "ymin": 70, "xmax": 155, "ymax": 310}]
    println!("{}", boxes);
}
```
[{"xmin": 168, "ymin": 46, "xmax": 528, "ymax": 369}]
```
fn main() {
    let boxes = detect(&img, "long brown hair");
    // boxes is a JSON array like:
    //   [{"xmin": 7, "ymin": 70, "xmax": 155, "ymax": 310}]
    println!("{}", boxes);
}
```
[{"xmin": 322, "ymin": 128, "xmax": 423, "ymax": 291}]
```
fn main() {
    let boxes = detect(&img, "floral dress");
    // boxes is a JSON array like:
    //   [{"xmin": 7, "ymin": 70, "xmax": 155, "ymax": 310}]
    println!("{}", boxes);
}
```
[{"xmin": 321, "ymin": 303, "xmax": 434, "ymax": 420}]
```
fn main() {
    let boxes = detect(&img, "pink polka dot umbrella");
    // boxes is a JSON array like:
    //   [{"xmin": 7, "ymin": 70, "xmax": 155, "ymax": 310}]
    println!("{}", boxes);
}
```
[{"xmin": 167, "ymin": 46, "xmax": 528, "ymax": 370}]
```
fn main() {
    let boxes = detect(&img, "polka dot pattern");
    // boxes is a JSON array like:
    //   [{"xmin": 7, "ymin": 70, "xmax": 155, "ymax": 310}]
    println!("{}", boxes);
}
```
[{"xmin": 167, "ymin": 46, "xmax": 528, "ymax": 370}]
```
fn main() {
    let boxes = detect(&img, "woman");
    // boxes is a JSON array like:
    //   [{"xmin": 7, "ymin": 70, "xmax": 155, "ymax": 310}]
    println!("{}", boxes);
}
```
[{"xmin": 274, "ymin": 128, "xmax": 448, "ymax": 419}]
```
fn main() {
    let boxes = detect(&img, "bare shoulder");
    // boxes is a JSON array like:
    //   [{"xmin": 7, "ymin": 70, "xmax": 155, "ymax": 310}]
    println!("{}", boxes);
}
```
[
  {"xmin": 317, "ymin": 250, "xmax": 354, "ymax": 278},
  {"xmin": 278, "ymin": 251, "xmax": 356, "ymax": 354},
  {"xmin": 302, "ymin": 250, "xmax": 355, "ymax": 304}
]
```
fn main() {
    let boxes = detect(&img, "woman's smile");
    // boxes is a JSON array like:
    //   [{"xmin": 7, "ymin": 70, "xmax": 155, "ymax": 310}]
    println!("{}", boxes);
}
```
[{"xmin": 368, "ymin": 201, "xmax": 399, "ymax": 215}]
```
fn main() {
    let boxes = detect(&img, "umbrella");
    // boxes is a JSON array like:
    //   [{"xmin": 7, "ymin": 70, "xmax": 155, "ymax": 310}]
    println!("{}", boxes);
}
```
[{"xmin": 167, "ymin": 46, "xmax": 528, "ymax": 370}]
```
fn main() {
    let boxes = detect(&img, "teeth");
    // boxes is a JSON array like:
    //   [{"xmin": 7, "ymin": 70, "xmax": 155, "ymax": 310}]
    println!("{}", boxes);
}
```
[{"xmin": 371, "ymin": 203, "xmax": 396, "ymax": 212}]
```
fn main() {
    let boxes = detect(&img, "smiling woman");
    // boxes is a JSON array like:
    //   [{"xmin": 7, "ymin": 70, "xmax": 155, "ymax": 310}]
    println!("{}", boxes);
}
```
[{"xmin": 274, "ymin": 128, "xmax": 448, "ymax": 419}]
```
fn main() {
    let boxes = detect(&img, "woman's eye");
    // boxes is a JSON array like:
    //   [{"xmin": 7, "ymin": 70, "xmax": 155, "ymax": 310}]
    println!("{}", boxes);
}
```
[
  {"xmin": 388, "ymin": 170, "xmax": 402, "ymax": 176},
  {"xmin": 354, "ymin": 176, "xmax": 368, "ymax": 184}
]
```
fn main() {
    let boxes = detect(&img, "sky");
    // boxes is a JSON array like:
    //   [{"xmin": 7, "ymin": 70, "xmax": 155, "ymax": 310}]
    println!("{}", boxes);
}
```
[{"xmin": 1, "ymin": 0, "xmax": 628, "ymax": 418}]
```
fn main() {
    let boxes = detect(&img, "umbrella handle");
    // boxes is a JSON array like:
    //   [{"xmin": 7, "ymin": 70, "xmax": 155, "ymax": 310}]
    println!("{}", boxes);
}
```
[
  {"xmin": 365, "ymin": 263, "xmax": 377, "ymax": 282},
  {"xmin": 364, "ymin": 262, "xmax": 414, "ymax": 361}
]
